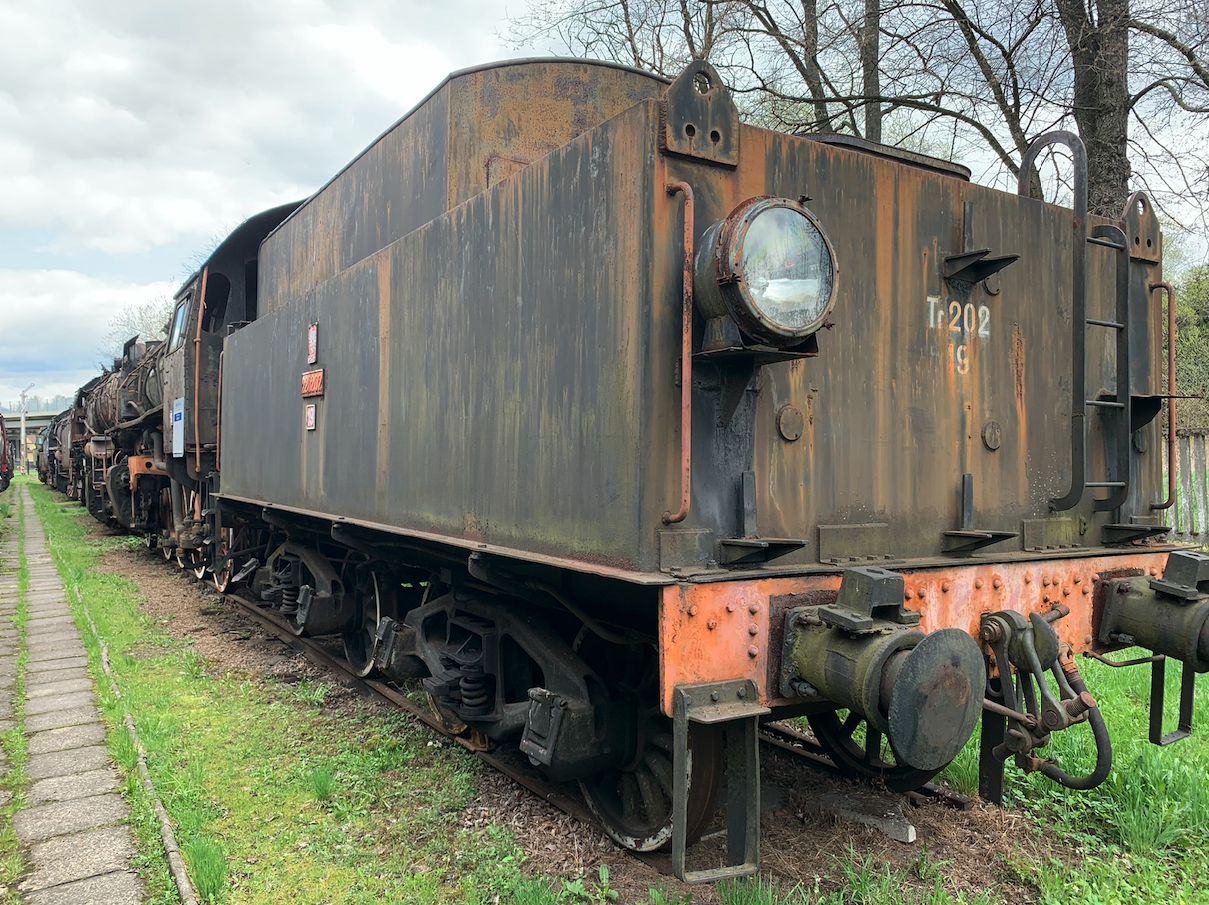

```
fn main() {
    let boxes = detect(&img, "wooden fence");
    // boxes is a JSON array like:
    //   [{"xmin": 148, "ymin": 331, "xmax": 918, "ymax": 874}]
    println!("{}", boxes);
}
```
[{"xmin": 1163, "ymin": 429, "xmax": 1209, "ymax": 547}]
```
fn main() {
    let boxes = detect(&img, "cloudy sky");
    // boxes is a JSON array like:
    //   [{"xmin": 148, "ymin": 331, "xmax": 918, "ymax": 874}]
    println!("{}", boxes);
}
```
[{"xmin": 0, "ymin": 0, "xmax": 539, "ymax": 408}]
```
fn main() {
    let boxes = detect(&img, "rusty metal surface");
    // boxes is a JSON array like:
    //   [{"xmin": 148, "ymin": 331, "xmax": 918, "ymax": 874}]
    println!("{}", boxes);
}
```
[
  {"xmin": 258, "ymin": 60, "xmax": 668, "ymax": 316},
  {"xmin": 222, "ymin": 98, "xmax": 666, "ymax": 570},
  {"xmin": 657, "ymin": 549, "xmax": 1169, "ymax": 714},
  {"xmin": 223, "ymin": 70, "xmax": 1166, "ymax": 579}
]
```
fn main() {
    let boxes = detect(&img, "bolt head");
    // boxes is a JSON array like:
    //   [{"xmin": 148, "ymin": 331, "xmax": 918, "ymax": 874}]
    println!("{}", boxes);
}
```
[
  {"xmin": 917, "ymin": 587, "xmax": 927, "ymax": 599},
  {"xmin": 748, "ymin": 623, "xmax": 759, "ymax": 635},
  {"xmin": 941, "ymin": 581, "xmax": 950, "ymax": 593},
  {"xmin": 974, "ymin": 578, "xmax": 984, "ymax": 590},
  {"xmin": 748, "ymin": 645, "xmax": 759, "ymax": 658},
  {"xmin": 707, "ymin": 618, "xmax": 718, "ymax": 630},
  {"xmin": 749, "ymin": 602, "xmax": 760, "ymax": 614},
  {"xmin": 710, "ymin": 691, "xmax": 720, "ymax": 702},
  {"xmin": 688, "ymin": 604, "xmax": 698, "ymax": 617},
  {"xmin": 993, "ymin": 578, "xmax": 1002, "ymax": 589}
]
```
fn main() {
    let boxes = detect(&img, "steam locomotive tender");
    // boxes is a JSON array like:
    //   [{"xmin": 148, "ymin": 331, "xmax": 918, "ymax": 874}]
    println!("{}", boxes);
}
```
[{"xmin": 57, "ymin": 58, "xmax": 1209, "ymax": 882}]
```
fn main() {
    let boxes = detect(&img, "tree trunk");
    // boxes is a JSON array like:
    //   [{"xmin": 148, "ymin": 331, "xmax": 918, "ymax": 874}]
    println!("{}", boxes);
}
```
[
  {"xmin": 1055, "ymin": 0, "xmax": 1132, "ymax": 217},
  {"xmin": 862, "ymin": 0, "xmax": 882, "ymax": 142}
]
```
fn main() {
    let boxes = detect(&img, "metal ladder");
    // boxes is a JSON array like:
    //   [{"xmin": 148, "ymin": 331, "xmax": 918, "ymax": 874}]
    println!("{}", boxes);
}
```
[{"xmin": 1019, "ymin": 132, "xmax": 1132, "ymax": 513}]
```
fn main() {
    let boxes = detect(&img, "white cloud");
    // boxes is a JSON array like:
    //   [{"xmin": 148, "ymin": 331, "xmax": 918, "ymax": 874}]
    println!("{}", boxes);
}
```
[
  {"xmin": 0, "ymin": 269, "xmax": 176, "ymax": 402},
  {"xmin": 0, "ymin": 0, "xmax": 514, "ymax": 257}
]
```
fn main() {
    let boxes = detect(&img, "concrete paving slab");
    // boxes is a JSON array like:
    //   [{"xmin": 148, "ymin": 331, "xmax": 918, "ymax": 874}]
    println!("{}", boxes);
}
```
[
  {"xmin": 27, "ymin": 744, "xmax": 112, "ymax": 781},
  {"xmin": 28, "ymin": 677, "xmax": 94, "ymax": 699},
  {"xmin": 14, "ymin": 793, "xmax": 130, "ymax": 843},
  {"xmin": 27, "ymin": 766, "xmax": 120, "ymax": 805},
  {"xmin": 25, "ymin": 869, "xmax": 143, "ymax": 905},
  {"xmin": 19, "ymin": 825, "xmax": 136, "ymax": 891},
  {"xmin": 25, "ymin": 705, "xmax": 101, "ymax": 734},
  {"xmin": 26, "ymin": 621, "xmax": 78, "ymax": 636},
  {"xmin": 25, "ymin": 615, "xmax": 74, "ymax": 627},
  {"xmin": 28, "ymin": 634, "xmax": 85, "ymax": 650},
  {"xmin": 27, "ymin": 645, "xmax": 89, "ymax": 663},
  {"xmin": 25, "ymin": 691, "xmax": 97, "ymax": 716},
  {"xmin": 27, "ymin": 668, "xmax": 91, "ymax": 689},
  {"xmin": 28, "ymin": 722, "xmax": 108, "ymax": 756},
  {"xmin": 27, "ymin": 656, "xmax": 90, "ymax": 674}
]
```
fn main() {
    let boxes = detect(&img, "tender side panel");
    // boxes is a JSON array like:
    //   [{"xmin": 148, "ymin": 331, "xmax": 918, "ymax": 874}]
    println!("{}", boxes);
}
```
[
  {"xmin": 259, "ymin": 85, "xmax": 452, "ymax": 315},
  {"xmin": 221, "ymin": 101, "xmax": 660, "ymax": 570},
  {"xmin": 259, "ymin": 62, "xmax": 667, "ymax": 316}
]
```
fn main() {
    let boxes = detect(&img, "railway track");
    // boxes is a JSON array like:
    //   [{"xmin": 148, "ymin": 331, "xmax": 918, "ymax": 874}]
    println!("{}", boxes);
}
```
[{"xmin": 219, "ymin": 589, "xmax": 972, "ymax": 876}]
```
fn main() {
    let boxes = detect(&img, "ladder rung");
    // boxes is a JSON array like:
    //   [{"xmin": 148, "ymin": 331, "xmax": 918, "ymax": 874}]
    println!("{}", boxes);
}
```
[
  {"xmin": 1087, "ymin": 481, "xmax": 1126, "ymax": 488},
  {"xmin": 1086, "ymin": 399, "xmax": 1125, "ymax": 408},
  {"xmin": 1086, "ymin": 318, "xmax": 1125, "ymax": 329},
  {"xmin": 1087, "ymin": 236, "xmax": 1125, "ymax": 250}
]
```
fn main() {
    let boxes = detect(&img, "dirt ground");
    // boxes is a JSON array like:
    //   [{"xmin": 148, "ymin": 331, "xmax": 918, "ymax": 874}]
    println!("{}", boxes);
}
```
[{"xmin": 95, "ymin": 532, "xmax": 1058, "ymax": 904}]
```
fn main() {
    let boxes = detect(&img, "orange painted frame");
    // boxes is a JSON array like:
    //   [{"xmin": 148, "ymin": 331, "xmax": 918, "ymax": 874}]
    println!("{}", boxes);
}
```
[{"xmin": 657, "ymin": 550, "xmax": 1172, "ymax": 716}]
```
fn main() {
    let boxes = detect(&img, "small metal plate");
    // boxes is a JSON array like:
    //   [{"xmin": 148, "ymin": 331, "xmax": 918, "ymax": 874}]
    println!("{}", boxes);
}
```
[
  {"xmin": 301, "ymin": 368, "xmax": 325, "ymax": 398},
  {"xmin": 887, "ymin": 628, "xmax": 986, "ymax": 771}
]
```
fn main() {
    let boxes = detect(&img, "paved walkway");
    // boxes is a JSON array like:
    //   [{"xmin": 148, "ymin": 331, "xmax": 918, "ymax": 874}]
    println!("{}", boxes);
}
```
[{"xmin": 3, "ymin": 486, "xmax": 143, "ymax": 904}]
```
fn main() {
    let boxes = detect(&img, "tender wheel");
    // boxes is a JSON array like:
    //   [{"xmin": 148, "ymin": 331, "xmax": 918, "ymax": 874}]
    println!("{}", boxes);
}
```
[
  {"xmin": 343, "ymin": 571, "xmax": 383, "ymax": 677},
  {"xmin": 580, "ymin": 713, "xmax": 723, "ymax": 852},
  {"xmin": 212, "ymin": 528, "xmax": 233, "ymax": 593},
  {"xmin": 808, "ymin": 709, "xmax": 942, "ymax": 793}
]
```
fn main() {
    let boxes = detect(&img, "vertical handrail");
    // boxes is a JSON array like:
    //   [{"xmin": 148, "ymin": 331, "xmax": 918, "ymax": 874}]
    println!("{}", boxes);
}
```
[
  {"xmin": 1019, "ymin": 131, "xmax": 1089, "ymax": 511},
  {"xmin": 1091, "ymin": 224, "xmax": 1130, "ymax": 512},
  {"xmin": 664, "ymin": 182, "xmax": 694, "ymax": 525},
  {"xmin": 1150, "ymin": 281, "xmax": 1177, "ymax": 510}
]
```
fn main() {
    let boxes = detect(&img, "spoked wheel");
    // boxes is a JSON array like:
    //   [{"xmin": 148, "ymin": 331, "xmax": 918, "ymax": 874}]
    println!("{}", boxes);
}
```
[
  {"xmin": 580, "ymin": 712, "xmax": 724, "ymax": 852},
  {"xmin": 343, "ymin": 571, "xmax": 383, "ymax": 677},
  {"xmin": 807, "ymin": 710, "xmax": 941, "ymax": 793},
  {"xmin": 212, "ymin": 528, "xmax": 233, "ymax": 593}
]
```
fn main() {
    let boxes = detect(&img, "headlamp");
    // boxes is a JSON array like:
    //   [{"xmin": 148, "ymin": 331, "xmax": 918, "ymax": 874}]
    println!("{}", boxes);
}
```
[{"xmin": 694, "ymin": 196, "xmax": 837, "ymax": 347}]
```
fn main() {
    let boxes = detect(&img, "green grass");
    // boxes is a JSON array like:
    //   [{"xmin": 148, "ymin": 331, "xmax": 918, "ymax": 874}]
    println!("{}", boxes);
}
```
[
  {"xmin": 934, "ymin": 650, "xmax": 1209, "ymax": 905},
  {"xmin": 28, "ymin": 479, "xmax": 534, "ymax": 904}
]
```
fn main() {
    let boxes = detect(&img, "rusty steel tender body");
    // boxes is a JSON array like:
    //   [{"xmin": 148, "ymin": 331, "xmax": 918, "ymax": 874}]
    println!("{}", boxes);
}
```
[{"xmin": 49, "ymin": 57, "xmax": 1205, "ymax": 881}]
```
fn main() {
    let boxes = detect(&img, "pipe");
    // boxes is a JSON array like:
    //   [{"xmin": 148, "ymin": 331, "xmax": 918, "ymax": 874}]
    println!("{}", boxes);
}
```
[
  {"xmin": 1150, "ymin": 281, "xmax": 1177, "ymax": 510},
  {"xmin": 193, "ymin": 265, "xmax": 209, "ymax": 478},
  {"xmin": 663, "ymin": 182, "xmax": 694, "ymax": 525},
  {"xmin": 150, "ymin": 430, "xmax": 167, "ymax": 472},
  {"xmin": 170, "ymin": 479, "xmax": 186, "ymax": 540},
  {"xmin": 1039, "ymin": 652, "xmax": 1112, "ymax": 790},
  {"xmin": 216, "ymin": 350, "xmax": 223, "ymax": 473}
]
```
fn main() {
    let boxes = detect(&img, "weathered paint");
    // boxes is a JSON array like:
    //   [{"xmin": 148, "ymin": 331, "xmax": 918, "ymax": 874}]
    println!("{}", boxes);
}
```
[
  {"xmin": 657, "ymin": 549, "xmax": 1170, "ymax": 715},
  {"xmin": 257, "ymin": 60, "xmax": 669, "ymax": 315}
]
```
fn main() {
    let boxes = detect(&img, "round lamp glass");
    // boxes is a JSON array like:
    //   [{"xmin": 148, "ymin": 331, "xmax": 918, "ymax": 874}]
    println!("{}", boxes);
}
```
[{"xmin": 739, "ymin": 206, "xmax": 834, "ymax": 334}]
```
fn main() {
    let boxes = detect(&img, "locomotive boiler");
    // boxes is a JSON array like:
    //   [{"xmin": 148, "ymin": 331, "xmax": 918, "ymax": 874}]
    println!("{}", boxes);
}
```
[{"xmin": 54, "ymin": 57, "xmax": 1206, "ymax": 882}]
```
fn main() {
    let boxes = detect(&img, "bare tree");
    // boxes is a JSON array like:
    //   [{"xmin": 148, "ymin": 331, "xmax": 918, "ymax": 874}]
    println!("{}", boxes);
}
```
[
  {"xmin": 511, "ymin": 0, "xmax": 1209, "ymax": 235},
  {"xmin": 98, "ymin": 294, "xmax": 175, "ymax": 363}
]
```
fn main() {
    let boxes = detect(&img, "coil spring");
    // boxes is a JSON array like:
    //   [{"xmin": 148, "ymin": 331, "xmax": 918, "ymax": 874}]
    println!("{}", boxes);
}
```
[
  {"xmin": 459, "ymin": 670, "xmax": 491, "ymax": 715},
  {"xmin": 280, "ymin": 586, "xmax": 299, "ymax": 615}
]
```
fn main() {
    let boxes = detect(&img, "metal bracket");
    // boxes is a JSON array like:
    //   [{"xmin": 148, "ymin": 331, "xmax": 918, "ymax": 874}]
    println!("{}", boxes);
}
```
[
  {"xmin": 1149, "ymin": 656, "xmax": 1195, "ymax": 746},
  {"xmin": 672, "ymin": 679, "xmax": 769, "ymax": 883}
]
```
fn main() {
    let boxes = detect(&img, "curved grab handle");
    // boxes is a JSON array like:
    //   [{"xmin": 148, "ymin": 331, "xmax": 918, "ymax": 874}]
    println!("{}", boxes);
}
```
[{"xmin": 1018, "ymin": 132, "xmax": 1090, "ymax": 511}]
